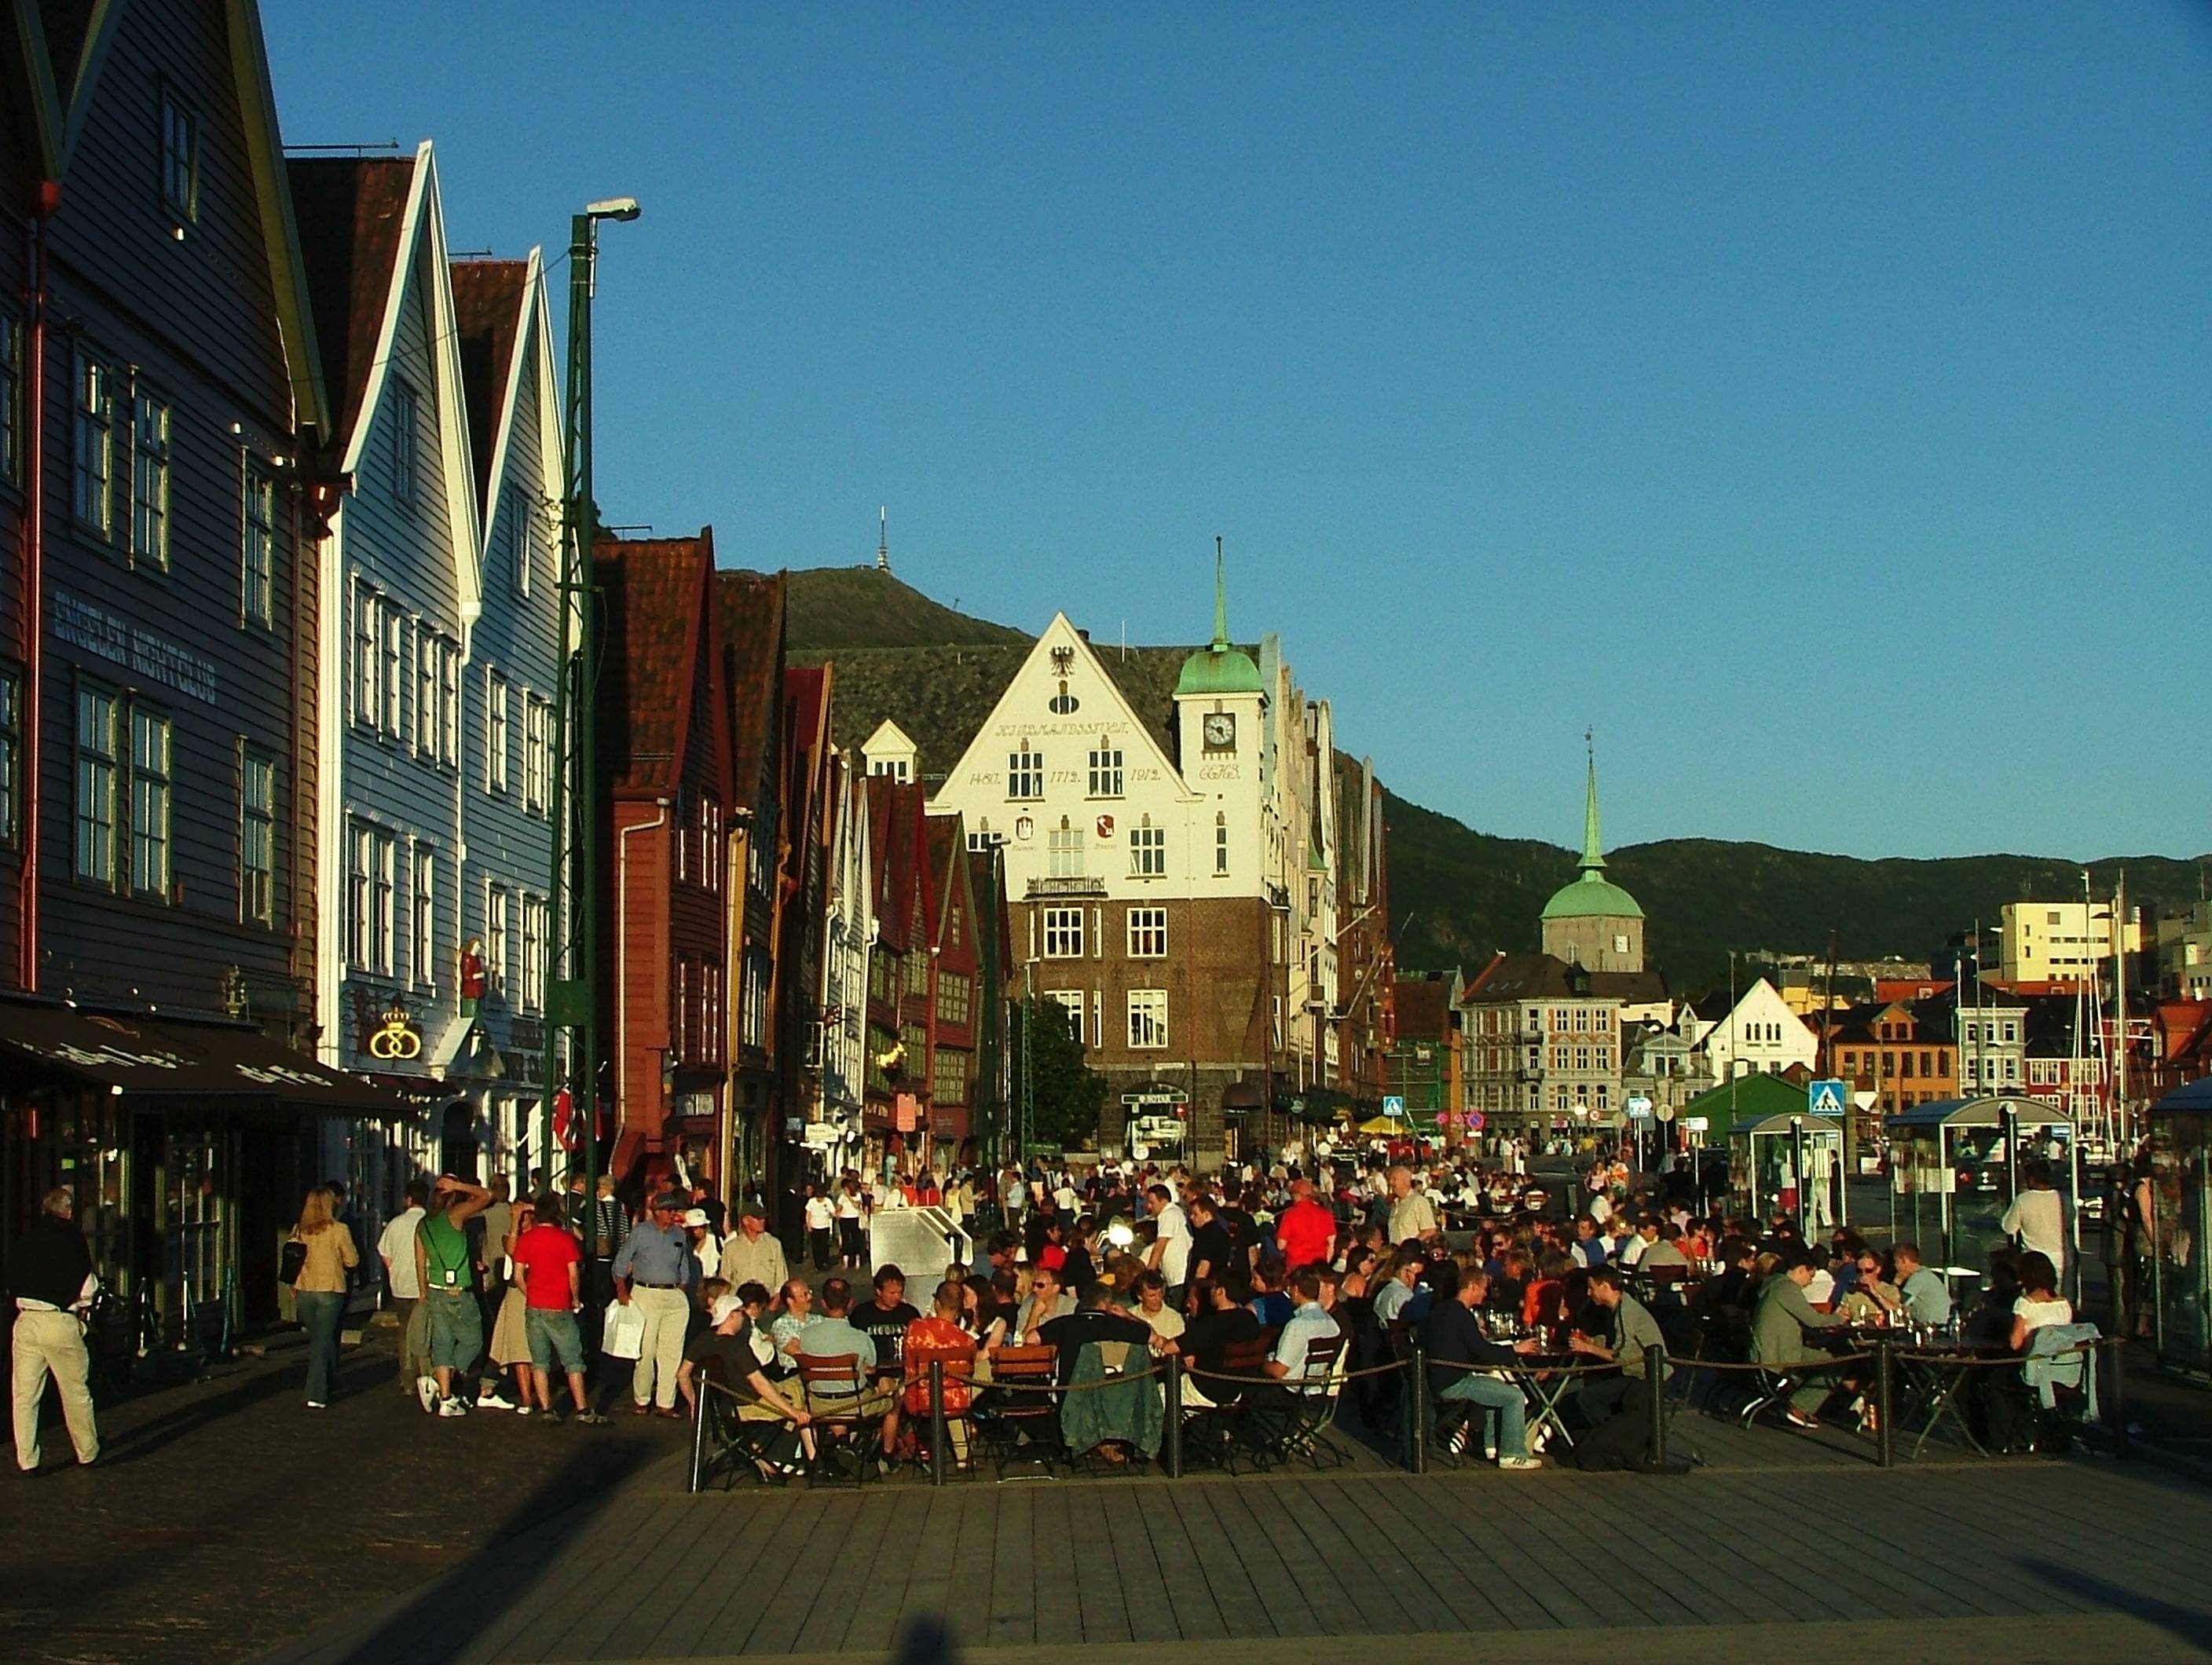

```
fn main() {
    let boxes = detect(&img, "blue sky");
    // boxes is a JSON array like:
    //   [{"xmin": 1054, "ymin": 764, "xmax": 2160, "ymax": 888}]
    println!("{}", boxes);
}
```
[{"xmin": 264, "ymin": 2, "xmax": 2212, "ymax": 862}]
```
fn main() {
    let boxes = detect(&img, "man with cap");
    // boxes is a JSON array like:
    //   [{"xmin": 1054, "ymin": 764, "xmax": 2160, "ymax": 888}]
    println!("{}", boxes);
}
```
[
  {"xmin": 720, "ymin": 1203, "xmax": 789, "ymax": 1295},
  {"xmin": 610, "ymin": 1191, "xmax": 699, "ymax": 1416}
]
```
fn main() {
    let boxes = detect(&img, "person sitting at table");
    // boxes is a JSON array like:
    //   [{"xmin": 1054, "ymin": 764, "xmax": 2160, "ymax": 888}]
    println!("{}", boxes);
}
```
[
  {"xmin": 1421, "ymin": 1263, "xmax": 1543, "ymax": 1469},
  {"xmin": 1174, "ymin": 1275, "xmax": 1262, "ymax": 1409},
  {"xmin": 1890, "ymin": 1243, "xmax": 1953, "ymax": 1330},
  {"xmin": 997, "ymin": 1264, "xmax": 1075, "ymax": 1348},
  {"xmin": 1836, "ymin": 1249, "xmax": 1902, "ymax": 1325},
  {"xmin": 1751, "ymin": 1249, "xmax": 1848, "ymax": 1428},
  {"xmin": 1565, "ymin": 1264, "xmax": 1670, "ymax": 1427},
  {"xmin": 2008, "ymin": 1252, "xmax": 2072, "ymax": 1353},
  {"xmin": 1373, "ymin": 1250, "xmax": 1423, "ymax": 1326},
  {"xmin": 1632, "ymin": 1219, "xmax": 1691, "ymax": 1273},
  {"xmin": 880, "ymin": 1279, "xmax": 980, "ymax": 1462},
  {"xmin": 1979, "ymin": 1250, "xmax": 2073, "ymax": 1451}
]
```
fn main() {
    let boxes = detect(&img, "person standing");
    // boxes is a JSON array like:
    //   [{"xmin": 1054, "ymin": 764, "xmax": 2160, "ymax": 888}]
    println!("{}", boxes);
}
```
[
  {"xmin": 415, "ymin": 1175, "xmax": 493, "ymax": 1418},
  {"xmin": 289, "ymin": 1185, "xmax": 360, "ymax": 1409},
  {"xmin": 610, "ymin": 1191, "xmax": 698, "ymax": 1416},
  {"xmin": 804, "ymin": 1185, "xmax": 836, "ymax": 1272},
  {"xmin": 588, "ymin": 1174, "xmax": 629, "ymax": 1310},
  {"xmin": 378, "ymin": 1177, "xmax": 431, "ymax": 1398},
  {"xmin": 1145, "ymin": 1184, "xmax": 1192, "ymax": 1306},
  {"xmin": 721, "ymin": 1206, "xmax": 789, "ymax": 1294},
  {"xmin": 7, "ymin": 1187, "xmax": 99, "ymax": 1472},
  {"xmin": 511, "ymin": 1195, "xmax": 609, "ymax": 1425},
  {"xmin": 1386, "ymin": 1165, "xmax": 1439, "ymax": 1246},
  {"xmin": 2001, "ymin": 1160, "xmax": 2068, "ymax": 1286},
  {"xmin": 834, "ymin": 1176, "xmax": 867, "ymax": 1269}
]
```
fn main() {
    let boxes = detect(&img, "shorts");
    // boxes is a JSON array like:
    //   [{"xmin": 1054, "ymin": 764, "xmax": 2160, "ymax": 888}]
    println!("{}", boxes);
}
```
[
  {"xmin": 526, "ymin": 1308, "xmax": 586, "ymax": 1376},
  {"xmin": 426, "ymin": 1291, "xmax": 484, "ymax": 1370}
]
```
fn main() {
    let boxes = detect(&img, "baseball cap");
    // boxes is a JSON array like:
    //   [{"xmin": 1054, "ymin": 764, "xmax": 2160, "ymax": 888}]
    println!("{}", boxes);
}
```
[
  {"xmin": 682, "ymin": 1207, "xmax": 709, "ymax": 1228},
  {"xmin": 652, "ymin": 1191, "xmax": 687, "ymax": 1212},
  {"xmin": 740, "ymin": 1204, "xmax": 767, "ymax": 1221},
  {"xmin": 709, "ymin": 1293, "xmax": 743, "ymax": 1326}
]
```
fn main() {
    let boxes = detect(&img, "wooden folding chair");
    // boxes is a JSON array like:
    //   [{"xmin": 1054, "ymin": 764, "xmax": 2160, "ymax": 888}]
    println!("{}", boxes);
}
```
[
  {"xmin": 977, "ymin": 1345, "xmax": 1060, "ymax": 1480},
  {"xmin": 796, "ymin": 1351, "xmax": 889, "ymax": 1485}
]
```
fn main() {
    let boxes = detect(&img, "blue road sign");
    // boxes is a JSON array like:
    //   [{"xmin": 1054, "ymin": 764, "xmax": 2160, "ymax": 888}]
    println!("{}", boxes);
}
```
[
  {"xmin": 1809, "ymin": 1078, "xmax": 1847, "ymax": 1118},
  {"xmin": 1382, "ymin": 1095, "xmax": 1406, "ymax": 1117}
]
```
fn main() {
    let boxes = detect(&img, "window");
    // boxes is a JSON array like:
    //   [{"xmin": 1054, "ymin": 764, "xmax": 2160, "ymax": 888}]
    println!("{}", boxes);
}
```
[
  {"xmin": 485, "ymin": 671, "xmax": 510, "ymax": 792},
  {"xmin": 937, "ymin": 971, "xmax": 972, "ymax": 1027},
  {"xmin": 127, "ymin": 391, "xmax": 170, "ymax": 569},
  {"xmin": 522, "ymin": 892, "xmax": 547, "ymax": 1012},
  {"xmin": 1127, "ymin": 906, "xmax": 1167, "ymax": 958},
  {"xmin": 346, "ymin": 822, "xmax": 395, "ymax": 974},
  {"xmin": 411, "ymin": 846, "xmax": 435, "ymax": 986},
  {"xmin": 75, "ymin": 353, "xmax": 114, "ymax": 534},
  {"xmin": 701, "ymin": 798, "xmax": 721, "ymax": 892},
  {"xmin": 675, "ymin": 797, "xmax": 690, "ymax": 885},
  {"xmin": 160, "ymin": 90, "xmax": 199, "ymax": 221},
  {"xmin": 1130, "ymin": 822, "xmax": 1165, "ymax": 877},
  {"xmin": 390, "ymin": 382, "xmax": 419, "ymax": 508},
  {"xmin": 1008, "ymin": 745, "xmax": 1042, "ymax": 800},
  {"xmin": 1214, "ymin": 814, "xmax": 1229, "ymax": 874},
  {"xmin": 1043, "ymin": 906, "xmax": 1084, "ymax": 958},
  {"xmin": 413, "ymin": 626, "xmax": 436, "ymax": 755},
  {"xmin": 129, "ymin": 708, "xmax": 171, "ymax": 899},
  {"xmin": 239, "ymin": 748, "xmax": 276, "ymax": 925},
  {"xmin": 353, "ymin": 584, "xmax": 378, "ymax": 728},
  {"xmin": 439, "ymin": 638, "xmax": 460, "ymax": 765},
  {"xmin": 524, "ymin": 696, "xmax": 550, "ymax": 813},
  {"xmin": 932, "ymin": 1048, "xmax": 967, "ymax": 1103},
  {"xmin": 0, "ymin": 671, "xmax": 17, "ymax": 847},
  {"xmin": 1125, "ymin": 990, "xmax": 1170, "ymax": 1050},
  {"xmin": 486, "ymin": 884, "xmax": 509, "ymax": 994},
  {"xmin": 1087, "ymin": 746, "xmax": 1122, "ymax": 797},
  {"xmin": 0, "ymin": 309, "xmax": 20, "ymax": 485},
  {"xmin": 242, "ymin": 460, "xmax": 275, "ymax": 627},
  {"xmin": 1048, "ymin": 823, "xmax": 1083, "ymax": 878},
  {"xmin": 74, "ymin": 685, "xmax": 119, "ymax": 886}
]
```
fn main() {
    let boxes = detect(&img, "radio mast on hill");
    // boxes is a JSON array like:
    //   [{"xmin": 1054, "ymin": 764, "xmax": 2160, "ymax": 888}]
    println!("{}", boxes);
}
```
[{"xmin": 875, "ymin": 506, "xmax": 891, "ymax": 573}]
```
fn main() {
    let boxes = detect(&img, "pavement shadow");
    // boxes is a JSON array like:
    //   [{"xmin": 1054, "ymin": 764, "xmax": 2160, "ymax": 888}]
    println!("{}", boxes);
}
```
[
  {"xmin": 2018, "ymin": 1557, "xmax": 2212, "ymax": 1652},
  {"xmin": 99, "ymin": 1347, "xmax": 390, "ymax": 1466},
  {"xmin": 292, "ymin": 1439, "xmax": 665, "ymax": 1664}
]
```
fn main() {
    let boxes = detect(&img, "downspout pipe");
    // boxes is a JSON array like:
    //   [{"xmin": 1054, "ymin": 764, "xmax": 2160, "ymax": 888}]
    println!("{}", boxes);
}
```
[
  {"xmin": 20, "ymin": 179, "xmax": 60, "ymax": 992},
  {"xmin": 617, "ymin": 798, "xmax": 670, "ymax": 1156}
]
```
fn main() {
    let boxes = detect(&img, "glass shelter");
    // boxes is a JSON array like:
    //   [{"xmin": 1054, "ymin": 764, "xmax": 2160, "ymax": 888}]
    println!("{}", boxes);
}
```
[
  {"xmin": 2144, "ymin": 1078, "xmax": 2212, "ymax": 1372},
  {"xmin": 1884, "ymin": 1096, "xmax": 2079, "ymax": 1295},
  {"xmin": 1728, "ymin": 1110, "xmax": 1846, "ymax": 1231}
]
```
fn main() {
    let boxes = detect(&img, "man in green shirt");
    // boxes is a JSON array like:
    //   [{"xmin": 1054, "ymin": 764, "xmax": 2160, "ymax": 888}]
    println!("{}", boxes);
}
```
[
  {"xmin": 1752, "ymin": 1250, "xmax": 1847, "ymax": 1426},
  {"xmin": 414, "ymin": 1174, "xmax": 493, "ymax": 1417},
  {"xmin": 1569, "ymin": 1264, "xmax": 1670, "ymax": 1425}
]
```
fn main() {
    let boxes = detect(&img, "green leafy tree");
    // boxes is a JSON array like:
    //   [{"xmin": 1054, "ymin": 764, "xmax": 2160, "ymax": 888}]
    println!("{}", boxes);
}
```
[{"xmin": 1012, "ymin": 997, "xmax": 1106, "ymax": 1152}]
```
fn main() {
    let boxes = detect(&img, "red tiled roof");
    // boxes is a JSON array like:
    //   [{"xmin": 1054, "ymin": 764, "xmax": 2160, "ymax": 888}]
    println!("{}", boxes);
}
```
[
  {"xmin": 285, "ymin": 156, "xmax": 417, "ymax": 452},
  {"xmin": 712, "ymin": 570, "xmax": 786, "ymax": 806},
  {"xmin": 448, "ymin": 258, "xmax": 527, "ymax": 518},
  {"xmin": 596, "ymin": 532, "xmax": 715, "ymax": 796}
]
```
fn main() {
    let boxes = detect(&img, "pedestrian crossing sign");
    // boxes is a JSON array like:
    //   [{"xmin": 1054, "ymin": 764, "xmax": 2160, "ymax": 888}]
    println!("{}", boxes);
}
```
[{"xmin": 1809, "ymin": 1078, "xmax": 1846, "ymax": 1117}]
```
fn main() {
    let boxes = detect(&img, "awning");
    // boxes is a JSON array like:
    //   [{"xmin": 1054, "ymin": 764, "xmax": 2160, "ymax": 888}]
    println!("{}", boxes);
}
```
[
  {"xmin": 1221, "ymin": 1081, "xmax": 1265, "ymax": 1111},
  {"xmin": 0, "ymin": 1000, "xmax": 414, "ymax": 1115}
]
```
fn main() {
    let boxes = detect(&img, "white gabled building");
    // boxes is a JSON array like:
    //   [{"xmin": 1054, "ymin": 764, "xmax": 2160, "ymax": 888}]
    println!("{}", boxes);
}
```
[
  {"xmin": 1689, "ymin": 976, "xmax": 1818, "ymax": 1081},
  {"xmin": 289, "ymin": 144, "xmax": 563, "ymax": 1214}
]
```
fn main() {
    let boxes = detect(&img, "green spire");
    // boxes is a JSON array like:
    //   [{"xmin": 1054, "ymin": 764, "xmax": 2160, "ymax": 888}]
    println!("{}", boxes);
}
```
[
  {"xmin": 1580, "ymin": 730, "xmax": 1605, "ymax": 876},
  {"xmin": 1211, "ymin": 535, "xmax": 1230, "ymax": 651}
]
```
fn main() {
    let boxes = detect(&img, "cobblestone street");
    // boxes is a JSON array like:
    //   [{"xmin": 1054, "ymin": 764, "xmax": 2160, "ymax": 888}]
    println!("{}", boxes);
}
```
[{"xmin": 2, "ymin": 1324, "xmax": 692, "ymax": 1665}]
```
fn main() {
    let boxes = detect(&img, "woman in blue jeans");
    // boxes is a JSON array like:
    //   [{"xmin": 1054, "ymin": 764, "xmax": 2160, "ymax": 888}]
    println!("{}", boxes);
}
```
[{"xmin": 288, "ymin": 1185, "xmax": 359, "ymax": 1408}]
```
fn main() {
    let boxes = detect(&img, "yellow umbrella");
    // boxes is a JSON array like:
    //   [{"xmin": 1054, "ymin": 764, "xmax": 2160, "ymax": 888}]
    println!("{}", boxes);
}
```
[{"xmin": 1357, "ymin": 1114, "xmax": 1402, "ymax": 1135}]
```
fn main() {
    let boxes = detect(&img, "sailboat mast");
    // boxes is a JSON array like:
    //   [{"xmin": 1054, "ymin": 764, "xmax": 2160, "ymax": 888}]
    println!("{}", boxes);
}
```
[{"xmin": 2113, "ymin": 874, "xmax": 2129, "ymax": 1147}]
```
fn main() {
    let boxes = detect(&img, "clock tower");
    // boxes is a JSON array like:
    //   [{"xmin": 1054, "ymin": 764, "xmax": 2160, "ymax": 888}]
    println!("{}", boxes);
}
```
[{"xmin": 1174, "ymin": 548, "xmax": 1267, "ymax": 889}]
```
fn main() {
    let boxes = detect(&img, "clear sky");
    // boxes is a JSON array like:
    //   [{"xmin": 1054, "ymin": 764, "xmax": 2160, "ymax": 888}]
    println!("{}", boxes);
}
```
[{"xmin": 263, "ymin": 2, "xmax": 2212, "ymax": 862}]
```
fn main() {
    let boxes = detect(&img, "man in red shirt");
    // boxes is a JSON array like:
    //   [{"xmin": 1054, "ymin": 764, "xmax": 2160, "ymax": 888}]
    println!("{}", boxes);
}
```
[
  {"xmin": 511, "ymin": 1195, "xmax": 609, "ymax": 1425},
  {"xmin": 1274, "ymin": 1177, "xmax": 1338, "ymax": 1272}
]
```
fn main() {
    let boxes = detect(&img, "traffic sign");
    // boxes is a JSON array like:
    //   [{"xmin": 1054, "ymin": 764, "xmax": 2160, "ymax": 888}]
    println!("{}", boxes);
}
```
[
  {"xmin": 1467, "ymin": 1110, "xmax": 1485, "ymax": 1131},
  {"xmin": 1808, "ymin": 1078, "xmax": 1847, "ymax": 1118},
  {"xmin": 1382, "ymin": 1095, "xmax": 1405, "ymax": 1117},
  {"xmin": 1625, "ymin": 1094, "xmax": 1654, "ymax": 1121}
]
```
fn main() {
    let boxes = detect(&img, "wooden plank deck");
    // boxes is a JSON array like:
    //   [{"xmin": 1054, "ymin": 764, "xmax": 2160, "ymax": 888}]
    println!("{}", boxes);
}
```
[{"xmin": 266, "ymin": 1433, "xmax": 2212, "ymax": 1665}]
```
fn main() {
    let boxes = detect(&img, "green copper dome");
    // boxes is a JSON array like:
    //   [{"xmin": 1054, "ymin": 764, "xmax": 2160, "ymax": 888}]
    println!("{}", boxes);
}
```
[
  {"xmin": 1540, "ymin": 749, "xmax": 1644, "ymax": 921},
  {"xmin": 1176, "ymin": 547, "xmax": 1264, "ymax": 697}
]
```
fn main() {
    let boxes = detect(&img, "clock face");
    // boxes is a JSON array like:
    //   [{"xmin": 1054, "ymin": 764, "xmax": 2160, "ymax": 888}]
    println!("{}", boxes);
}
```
[
  {"xmin": 1203, "ymin": 713, "xmax": 1236, "ymax": 749},
  {"xmin": 1613, "ymin": 934, "xmax": 1629, "ymax": 953}
]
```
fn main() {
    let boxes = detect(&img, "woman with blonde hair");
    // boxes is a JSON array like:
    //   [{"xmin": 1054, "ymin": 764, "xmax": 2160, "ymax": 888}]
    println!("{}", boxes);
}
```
[
  {"xmin": 288, "ymin": 1184, "xmax": 358, "ymax": 1408},
  {"xmin": 481, "ymin": 1196, "xmax": 538, "ymax": 1412}
]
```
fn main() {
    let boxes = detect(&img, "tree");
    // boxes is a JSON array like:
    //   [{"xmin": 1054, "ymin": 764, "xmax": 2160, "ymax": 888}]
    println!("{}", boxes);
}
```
[{"xmin": 1012, "ymin": 997, "xmax": 1106, "ymax": 1152}]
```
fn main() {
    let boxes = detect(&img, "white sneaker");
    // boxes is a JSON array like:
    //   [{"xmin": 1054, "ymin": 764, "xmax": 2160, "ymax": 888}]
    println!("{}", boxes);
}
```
[
  {"xmin": 515, "ymin": 1403, "xmax": 533, "ymax": 1417},
  {"xmin": 1498, "ymin": 1455, "xmax": 1543, "ymax": 1472},
  {"xmin": 478, "ymin": 1392, "xmax": 515, "ymax": 1412},
  {"xmin": 437, "ymin": 1398, "xmax": 467, "ymax": 1418},
  {"xmin": 416, "ymin": 1376, "xmax": 439, "ymax": 1414}
]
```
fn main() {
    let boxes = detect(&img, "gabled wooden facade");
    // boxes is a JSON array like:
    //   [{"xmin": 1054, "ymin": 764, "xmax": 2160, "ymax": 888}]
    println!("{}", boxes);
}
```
[{"xmin": 597, "ymin": 532, "xmax": 729, "ymax": 1187}]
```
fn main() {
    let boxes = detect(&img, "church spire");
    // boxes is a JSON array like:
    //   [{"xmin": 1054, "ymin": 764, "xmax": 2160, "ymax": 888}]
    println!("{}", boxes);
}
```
[
  {"xmin": 1580, "ymin": 728, "xmax": 1605, "ymax": 876},
  {"xmin": 1210, "ymin": 535, "xmax": 1229, "ymax": 652}
]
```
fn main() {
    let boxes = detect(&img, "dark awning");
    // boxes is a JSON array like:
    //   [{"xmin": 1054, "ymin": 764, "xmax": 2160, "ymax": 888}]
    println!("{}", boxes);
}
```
[
  {"xmin": 0, "ymin": 1000, "xmax": 414, "ymax": 1115},
  {"xmin": 1221, "ymin": 1081, "xmax": 1265, "ymax": 1111}
]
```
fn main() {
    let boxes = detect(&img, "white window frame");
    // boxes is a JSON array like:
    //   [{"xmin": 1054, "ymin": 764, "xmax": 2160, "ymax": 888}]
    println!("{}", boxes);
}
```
[
  {"xmin": 1127, "ymin": 906, "xmax": 1167, "ymax": 958},
  {"xmin": 1042, "ymin": 906, "xmax": 1084, "ymax": 959}
]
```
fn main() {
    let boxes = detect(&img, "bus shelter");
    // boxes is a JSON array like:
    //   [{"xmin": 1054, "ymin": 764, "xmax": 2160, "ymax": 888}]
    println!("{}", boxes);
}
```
[
  {"xmin": 1884, "ymin": 1096, "xmax": 2079, "ymax": 1292},
  {"xmin": 1728, "ymin": 1111, "xmax": 1845, "ymax": 1231},
  {"xmin": 2144, "ymin": 1077, "xmax": 2212, "ymax": 1372}
]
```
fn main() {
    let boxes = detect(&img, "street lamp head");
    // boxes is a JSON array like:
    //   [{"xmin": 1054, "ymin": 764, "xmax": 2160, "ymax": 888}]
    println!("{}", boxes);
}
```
[{"xmin": 587, "ymin": 196, "xmax": 641, "ymax": 222}]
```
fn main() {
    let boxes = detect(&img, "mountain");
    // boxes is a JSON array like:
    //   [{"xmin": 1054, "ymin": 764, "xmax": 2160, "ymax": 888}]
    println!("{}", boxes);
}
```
[
  {"xmin": 780, "ymin": 565, "xmax": 1026, "ymax": 650},
  {"xmin": 772, "ymin": 565, "xmax": 2207, "ymax": 994},
  {"xmin": 1384, "ymin": 792, "xmax": 2203, "ymax": 994}
]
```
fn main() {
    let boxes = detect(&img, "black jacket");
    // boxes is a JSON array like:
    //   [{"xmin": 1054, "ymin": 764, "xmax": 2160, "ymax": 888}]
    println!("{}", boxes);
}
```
[
  {"xmin": 1423, "ymin": 1297, "xmax": 1517, "ymax": 1395},
  {"xmin": 5, "ymin": 1215, "xmax": 94, "ymax": 1309}
]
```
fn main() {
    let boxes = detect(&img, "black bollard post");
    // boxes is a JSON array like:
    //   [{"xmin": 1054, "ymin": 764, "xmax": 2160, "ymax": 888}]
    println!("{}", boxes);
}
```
[
  {"xmin": 2107, "ymin": 1338, "xmax": 2130, "ymax": 1460},
  {"xmin": 1876, "ymin": 1341, "xmax": 1895, "ymax": 1469},
  {"xmin": 1645, "ymin": 1345, "xmax": 1668, "ymax": 1466},
  {"xmin": 1164, "ymin": 1351, "xmax": 1185, "ymax": 1479},
  {"xmin": 1408, "ymin": 1345, "xmax": 1429, "ymax": 1475},
  {"xmin": 929, "ymin": 1359, "xmax": 947, "ymax": 1486}
]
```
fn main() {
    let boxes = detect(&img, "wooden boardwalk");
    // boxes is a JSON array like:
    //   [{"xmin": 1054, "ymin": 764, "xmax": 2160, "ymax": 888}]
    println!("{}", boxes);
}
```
[{"xmin": 269, "ymin": 1423, "xmax": 2212, "ymax": 1664}]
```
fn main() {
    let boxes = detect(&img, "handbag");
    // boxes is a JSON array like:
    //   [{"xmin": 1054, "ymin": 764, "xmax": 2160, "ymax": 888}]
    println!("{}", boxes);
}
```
[
  {"xmin": 602, "ymin": 1298, "xmax": 646, "ymax": 1361},
  {"xmin": 279, "ymin": 1235, "xmax": 309, "ymax": 1286}
]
